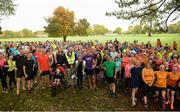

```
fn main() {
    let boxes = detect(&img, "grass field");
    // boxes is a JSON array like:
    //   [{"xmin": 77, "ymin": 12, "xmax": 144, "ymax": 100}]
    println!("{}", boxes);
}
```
[
  {"xmin": 1, "ymin": 34, "xmax": 180, "ymax": 51},
  {"xmin": 0, "ymin": 34, "xmax": 179, "ymax": 43},
  {"xmin": 0, "ymin": 34, "xmax": 180, "ymax": 111}
]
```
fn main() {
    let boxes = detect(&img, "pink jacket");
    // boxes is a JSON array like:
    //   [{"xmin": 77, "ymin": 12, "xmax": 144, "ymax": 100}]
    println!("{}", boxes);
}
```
[
  {"xmin": 0, "ymin": 59, "xmax": 6, "ymax": 67},
  {"xmin": 125, "ymin": 64, "xmax": 133, "ymax": 78}
]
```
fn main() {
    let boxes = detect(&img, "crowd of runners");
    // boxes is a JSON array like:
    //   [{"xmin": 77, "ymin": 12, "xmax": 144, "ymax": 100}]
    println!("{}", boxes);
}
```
[{"xmin": 0, "ymin": 38, "xmax": 179, "ymax": 110}]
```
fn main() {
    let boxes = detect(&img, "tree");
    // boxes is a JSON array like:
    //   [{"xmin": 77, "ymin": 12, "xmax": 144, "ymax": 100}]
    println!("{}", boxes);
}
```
[
  {"xmin": 3, "ymin": 30, "xmax": 14, "ymax": 38},
  {"xmin": 93, "ymin": 24, "xmax": 109, "ymax": 35},
  {"xmin": 106, "ymin": 0, "xmax": 180, "ymax": 32},
  {"xmin": 87, "ymin": 27, "xmax": 95, "ymax": 35},
  {"xmin": 127, "ymin": 26, "xmax": 134, "ymax": 34},
  {"xmin": 0, "ymin": 0, "xmax": 16, "ymax": 31},
  {"xmin": 44, "ymin": 6, "xmax": 75, "ymax": 41},
  {"xmin": 168, "ymin": 21, "xmax": 180, "ymax": 33},
  {"xmin": 133, "ymin": 25, "xmax": 143, "ymax": 34},
  {"xmin": 114, "ymin": 27, "xmax": 122, "ymax": 34},
  {"xmin": 74, "ymin": 18, "xmax": 90, "ymax": 36},
  {"xmin": 139, "ymin": 3, "xmax": 160, "ymax": 36},
  {"xmin": 0, "ymin": 0, "xmax": 16, "ymax": 20},
  {"xmin": 19, "ymin": 28, "xmax": 34, "ymax": 37},
  {"xmin": 127, "ymin": 25, "xmax": 143, "ymax": 34}
]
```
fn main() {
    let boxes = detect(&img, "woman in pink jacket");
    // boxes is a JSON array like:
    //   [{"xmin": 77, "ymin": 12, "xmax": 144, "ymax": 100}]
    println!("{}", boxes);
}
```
[{"xmin": 125, "ymin": 59, "xmax": 134, "ymax": 89}]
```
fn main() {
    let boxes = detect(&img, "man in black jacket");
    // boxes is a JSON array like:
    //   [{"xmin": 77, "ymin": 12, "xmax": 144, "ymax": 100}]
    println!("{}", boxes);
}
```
[{"xmin": 56, "ymin": 48, "xmax": 67, "ymax": 66}]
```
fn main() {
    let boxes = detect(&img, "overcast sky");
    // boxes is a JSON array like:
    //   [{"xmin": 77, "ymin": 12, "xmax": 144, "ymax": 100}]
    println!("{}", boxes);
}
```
[{"xmin": 1, "ymin": 0, "xmax": 138, "ymax": 31}]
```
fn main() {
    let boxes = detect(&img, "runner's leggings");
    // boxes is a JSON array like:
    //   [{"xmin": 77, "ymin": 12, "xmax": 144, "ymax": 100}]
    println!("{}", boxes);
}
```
[
  {"xmin": 8, "ymin": 71, "xmax": 16, "ymax": 87},
  {"xmin": 77, "ymin": 73, "xmax": 83, "ymax": 89},
  {"xmin": 0, "ymin": 74, "xmax": 8, "ymax": 89}
]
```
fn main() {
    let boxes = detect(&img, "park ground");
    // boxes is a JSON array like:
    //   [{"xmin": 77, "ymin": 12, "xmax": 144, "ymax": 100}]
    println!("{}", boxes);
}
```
[
  {"xmin": 0, "ymin": 34, "xmax": 180, "ymax": 111},
  {"xmin": 0, "ymin": 78, "xmax": 179, "ymax": 111}
]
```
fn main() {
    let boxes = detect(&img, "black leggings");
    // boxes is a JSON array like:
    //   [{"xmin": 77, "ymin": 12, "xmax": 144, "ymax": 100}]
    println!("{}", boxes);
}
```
[
  {"xmin": 0, "ymin": 74, "xmax": 8, "ymax": 89},
  {"xmin": 125, "ymin": 77, "xmax": 131, "ymax": 88},
  {"xmin": 77, "ymin": 73, "xmax": 83, "ymax": 89},
  {"xmin": 120, "ymin": 67, "xmax": 125, "ymax": 80},
  {"xmin": 8, "ymin": 71, "xmax": 16, "ymax": 87}
]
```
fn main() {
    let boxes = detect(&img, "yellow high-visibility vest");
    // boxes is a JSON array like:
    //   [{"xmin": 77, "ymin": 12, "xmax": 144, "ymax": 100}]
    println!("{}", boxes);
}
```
[
  {"xmin": 66, "ymin": 52, "xmax": 75, "ymax": 65},
  {"xmin": 7, "ymin": 60, "xmax": 16, "ymax": 72}
]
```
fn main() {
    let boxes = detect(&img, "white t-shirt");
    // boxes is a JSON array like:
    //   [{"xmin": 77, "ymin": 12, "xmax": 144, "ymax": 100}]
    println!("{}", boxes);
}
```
[
  {"xmin": 75, "ymin": 60, "xmax": 86, "ymax": 75},
  {"xmin": 0, "ymin": 48, "xmax": 5, "ymax": 56},
  {"xmin": 110, "ymin": 52, "xmax": 118, "ymax": 61},
  {"xmin": 22, "ymin": 45, "xmax": 29, "ymax": 51}
]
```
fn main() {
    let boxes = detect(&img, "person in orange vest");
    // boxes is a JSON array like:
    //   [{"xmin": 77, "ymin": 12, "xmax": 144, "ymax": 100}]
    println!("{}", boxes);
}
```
[
  {"xmin": 166, "ymin": 65, "xmax": 180, "ymax": 110},
  {"xmin": 154, "ymin": 64, "xmax": 169, "ymax": 110},
  {"xmin": 142, "ymin": 62, "xmax": 155, "ymax": 110}
]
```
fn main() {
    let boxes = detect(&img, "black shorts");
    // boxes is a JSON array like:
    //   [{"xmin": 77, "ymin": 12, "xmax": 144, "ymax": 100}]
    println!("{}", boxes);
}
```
[
  {"xmin": 156, "ymin": 87, "xmax": 166, "ymax": 91},
  {"xmin": 95, "ymin": 67, "xmax": 100, "ymax": 74},
  {"xmin": 167, "ymin": 85, "xmax": 177, "ymax": 91},
  {"xmin": 106, "ymin": 76, "xmax": 115, "ymax": 84},
  {"xmin": 33, "ymin": 67, "xmax": 38, "ymax": 77},
  {"xmin": 85, "ymin": 69, "xmax": 94, "ymax": 76},
  {"xmin": 142, "ymin": 83, "xmax": 152, "ymax": 96},
  {"xmin": 16, "ymin": 69, "xmax": 25, "ymax": 78},
  {"xmin": 41, "ymin": 71, "xmax": 50, "ymax": 77},
  {"xmin": 116, "ymin": 71, "xmax": 120, "ymax": 79},
  {"xmin": 26, "ymin": 75, "xmax": 34, "ymax": 80},
  {"xmin": 53, "ymin": 75, "xmax": 63, "ymax": 80}
]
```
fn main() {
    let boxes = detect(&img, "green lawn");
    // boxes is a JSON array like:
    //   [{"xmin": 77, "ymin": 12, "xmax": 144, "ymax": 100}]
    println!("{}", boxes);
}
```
[
  {"xmin": 0, "ymin": 34, "xmax": 179, "ymax": 42},
  {"xmin": 1, "ymin": 34, "xmax": 180, "ymax": 51}
]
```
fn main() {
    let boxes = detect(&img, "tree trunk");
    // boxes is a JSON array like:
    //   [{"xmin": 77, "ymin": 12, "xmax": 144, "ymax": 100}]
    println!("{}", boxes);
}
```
[
  {"xmin": 63, "ymin": 35, "xmax": 67, "ymax": 42},
  {"xmin": 148, "ymin": 32, "xmax": 151, "ymax": 37},
  {"xmin": 147, "ymin": 18, "xmax": 152, "ymax": 37}
]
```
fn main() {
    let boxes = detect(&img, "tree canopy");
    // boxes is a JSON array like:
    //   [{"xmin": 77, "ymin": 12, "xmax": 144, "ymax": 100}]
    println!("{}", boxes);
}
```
[
  {"xmin": 106, "ymin": 0, "xmax": 180, "ymax": 31},
  {"xmin": 0, "ymin": 0, "xmax": 16, "ymax": 32},
  {"xmin": 0, "ymin": 0, "xmax": 16, "ymax": 21},
  {"xmin": 127, "ymin": 25, "xmax": 143, "ymax": 34},
  {"xmin": 74, "ymin": 18, "xmax": 90, "ymax": 36},
  {"xmin": 114, "ymin": 27, "xmax": 122, "ymax": 34},
  {"xmin": 168, "ymin": 21, "xmax": 180, "ymax": 33},
  {"xmin": 44, "ymin": 6, "xmax": 75, "ymax": 41},
  {"xmin": 93, "ymin": 24, "xmax": 109, "ymax": 35},
  {"xmin": 2, "ymin": 28, "xmax": 35, "ymax": 38}
]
